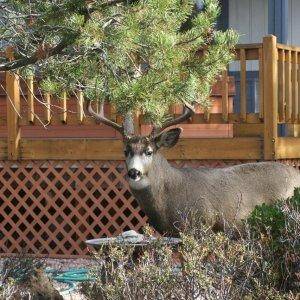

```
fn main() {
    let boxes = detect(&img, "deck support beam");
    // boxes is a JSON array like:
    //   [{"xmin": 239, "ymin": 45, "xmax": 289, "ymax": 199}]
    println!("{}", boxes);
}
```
[
  {"xmin": 5, "ymin": 49, "xmax": 21, "ymax": 160},
  {"xmin": 263, "ymin": 35, "xmax": 278, "ymax": 160}
]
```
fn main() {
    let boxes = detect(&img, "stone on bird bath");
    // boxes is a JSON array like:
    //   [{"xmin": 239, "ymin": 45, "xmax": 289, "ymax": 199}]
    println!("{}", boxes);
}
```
[
  {"xmin": 85, "ymin": 230, "xmax": 181, "ymax": 249},
  {"xmin": 116, "ymin": 230, "xmax": 144, "ymax": 243}
]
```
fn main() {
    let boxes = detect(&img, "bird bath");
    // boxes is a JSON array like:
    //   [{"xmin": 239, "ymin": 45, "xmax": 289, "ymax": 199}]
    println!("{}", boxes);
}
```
[{"xmin": 85, "ymin": 230, "xmax": 181, "ymax": 250}]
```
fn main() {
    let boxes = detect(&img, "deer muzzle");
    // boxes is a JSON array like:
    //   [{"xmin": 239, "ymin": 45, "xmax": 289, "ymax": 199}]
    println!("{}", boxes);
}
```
[{"xmin": 128, "ymin": 168, "xmax": 142, "ymax": 181}]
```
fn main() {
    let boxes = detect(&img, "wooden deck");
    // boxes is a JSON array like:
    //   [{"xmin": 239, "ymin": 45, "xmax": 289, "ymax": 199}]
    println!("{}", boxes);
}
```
[
  {"xmin": 3, "ymin": 35, "xmax": 300, "ymax": 258},
  {"xmin": 2, "ymin": 35, "xmax": 300, "ymax": 161}
]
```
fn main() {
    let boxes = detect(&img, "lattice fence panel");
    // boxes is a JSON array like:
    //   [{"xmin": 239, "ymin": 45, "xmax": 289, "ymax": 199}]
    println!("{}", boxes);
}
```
[
  {"xmin": 0, "ymin": 159, "xmax": 264, "ymax": 258},
  {"xmin": 0, "ymin": 161, "xmax": 147, "ymax": 257}
]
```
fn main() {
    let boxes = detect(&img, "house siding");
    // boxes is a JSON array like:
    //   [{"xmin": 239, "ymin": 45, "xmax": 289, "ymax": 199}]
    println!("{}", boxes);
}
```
[
  {"xmin": 229, "ymin": 0, "xmax": 268, "ymax": 72},
  {"xmin": 289, "ymin": 0, "xmax": 300, "ymax": 46},
  {"xmin": 229, "ymin": 0, "xmax": 268, "ymax": 44}
]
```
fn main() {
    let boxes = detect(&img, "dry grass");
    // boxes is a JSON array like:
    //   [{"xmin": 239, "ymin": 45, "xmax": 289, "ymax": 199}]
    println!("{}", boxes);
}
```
[
  {"xmin": 80, "ymin": 190, "xmax": 300, "ymax": 300},
  {"xmin": 1, "ymin": 190, "xmax": 299, "ymax": 300},
  {"xmin": 0, "ymin": 254, "xmax": 63, "ymax": 299}
]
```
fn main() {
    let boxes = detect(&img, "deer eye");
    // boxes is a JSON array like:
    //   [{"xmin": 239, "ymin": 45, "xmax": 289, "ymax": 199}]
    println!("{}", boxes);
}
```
[
  {"xmin": 145, "ymin": 148, "xmax": 153, "ymax": 156},
  {"xmin": 124, "ymin": 149, "xmax": 129, "ymax": 157}
]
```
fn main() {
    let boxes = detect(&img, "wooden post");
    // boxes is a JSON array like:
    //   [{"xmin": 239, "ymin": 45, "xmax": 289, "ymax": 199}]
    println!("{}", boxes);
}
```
[
  {"xmin": 278, "ymin": 49, "xmax": 285, "ymax": 122},
  {"xmin": 61, "ymin": 91, "xmax": 67, "ymax": 123},
  {"xmin": 76, "ymin": 90, "xmax": 84, "ymax": 124},
  {"xmin": 292, "ymin": 51, "xmax": 298, "ymax": 122},
  {"xmin": 44, "ymin": 93, "xmax": 51, "ymax": 123},
  {"xmin": 27, "ymin": 75, "xmax": 34, "ymax": 123},
  {"xmin": 258, "ymin": 47, "xmax": 264, "ymax": 119},
  {"xmin": 263, "ymin": 35, "xmax": 278, "ymax": 160},
  {"xmin": 5, "ymin": 49, "xmax": 21, "ymax": 160},
  {"xmin": 240, "ymin": 48, "xmax": 247, "ymax": 121},
  {"xmin": 221, "ymin": 70, "xmax": 229, "ymax": 122},
  {"xmin": 285, "ymin": 50, "xmax": 292, "ymax": 121}
]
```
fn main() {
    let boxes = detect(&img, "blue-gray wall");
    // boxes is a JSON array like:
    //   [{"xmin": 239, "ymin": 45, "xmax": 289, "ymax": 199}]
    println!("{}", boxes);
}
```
[{"xmin": 268, "ymin": 0, "xmax": 289, "ymax": 43}]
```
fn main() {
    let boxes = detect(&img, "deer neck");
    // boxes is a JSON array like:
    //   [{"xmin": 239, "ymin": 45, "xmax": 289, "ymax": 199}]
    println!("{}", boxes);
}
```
[
  {"xmin": 148, "ymin": 153, "xmax": 180, "ymax": 188},
  {"xmin": 129, "ymin": 153, "xmax": 181, "ymax": 233}
]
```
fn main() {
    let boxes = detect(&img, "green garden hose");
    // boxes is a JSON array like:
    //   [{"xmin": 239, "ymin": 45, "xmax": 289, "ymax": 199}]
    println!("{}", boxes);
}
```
[{"xmin": 46, "ymin": 267, "xmax": 93, "ymax": 296}]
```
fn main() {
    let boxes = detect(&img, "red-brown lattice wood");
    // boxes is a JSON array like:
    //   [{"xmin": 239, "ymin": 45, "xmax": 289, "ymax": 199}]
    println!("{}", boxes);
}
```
[
  {"xmin": 0, "ymin": 160, "xmax": 147, "ymax": 258},
  {"xmin": 0, "ymin": 159, "xmax": 248, "ymax": 258}
]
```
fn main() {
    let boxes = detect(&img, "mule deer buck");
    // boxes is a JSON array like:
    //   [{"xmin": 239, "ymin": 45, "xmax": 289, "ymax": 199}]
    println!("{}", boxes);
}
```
[{"xmin": 87, "ymin": 101, "xmax": 300, "ymax": 235}]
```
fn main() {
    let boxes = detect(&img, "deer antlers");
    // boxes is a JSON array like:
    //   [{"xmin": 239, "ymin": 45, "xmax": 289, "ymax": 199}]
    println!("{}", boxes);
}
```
[
  {"xmin": 86, "ymin": 100, "xmax": 195, "ymax": 137},
  {"xmin": 151, "ymin": 102, "xmax": 195, "ymax": 136},
  {"xmin": 86, "ymin": 100, "xmax": 135, "ymax": 137},
  {"xmin": 86, "ymin": 100, "xmax": 125, "ymax": 135}
]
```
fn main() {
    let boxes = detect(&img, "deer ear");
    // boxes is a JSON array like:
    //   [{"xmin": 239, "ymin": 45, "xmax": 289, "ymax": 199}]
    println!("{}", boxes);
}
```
[{"xmin": 154, "ymin": 128, "xmax": 182, "ymax": 149}]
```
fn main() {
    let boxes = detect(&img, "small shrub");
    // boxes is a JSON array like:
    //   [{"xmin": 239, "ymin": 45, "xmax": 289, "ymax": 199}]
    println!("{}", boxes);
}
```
[
  {"xmin": 248, "ymin": 202, "xmax": 285, "ymax": 239},
  {"xmin": 1, "ymin": 255, "xmax": 44, "ymax": 285},
  {"xmin": 0, "ymin": 254, "xmax": 62, "ymax": 300},
  {"xmin": 248, "ymin": 188, "xmax": 300, "ymax": 291},
  {"xmin": 81, "ymin": 191, "xmax": 299, "ymax": 300},
  {"xmin": 288, "ymin": 187, "xmax": 300, "ymax": 209}
]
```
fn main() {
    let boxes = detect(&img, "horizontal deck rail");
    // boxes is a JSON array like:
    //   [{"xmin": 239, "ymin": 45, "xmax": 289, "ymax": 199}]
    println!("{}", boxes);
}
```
[
  {"xmin": 20, "ymin": 137, "xmax": 262, "ymax": 160},
  {"xmin": 0, "ymin": 137, "xmax": 263, "ymax": 160}
]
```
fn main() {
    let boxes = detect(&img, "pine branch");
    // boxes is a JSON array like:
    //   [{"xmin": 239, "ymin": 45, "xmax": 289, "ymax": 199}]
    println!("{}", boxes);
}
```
[
  {"xmin": 0, "ymin": 0, "xmax": 134, "ymax": 72},
  {"xmin": 0, "ymin": 0, "xmax": 237, "ymax": 124},
  {"xmin": 0, "ymin": 2, "xmax": 94, "ymax": 72},
  {"xmin": 0, "ymin": 39, "xmax": 70, "ymax": 71}
]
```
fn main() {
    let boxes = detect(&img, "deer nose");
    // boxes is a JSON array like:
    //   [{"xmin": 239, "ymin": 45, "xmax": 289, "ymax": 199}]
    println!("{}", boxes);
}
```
[{"xmin": 128, "ymin": 168, "xmax": 141, "ymax": 180}]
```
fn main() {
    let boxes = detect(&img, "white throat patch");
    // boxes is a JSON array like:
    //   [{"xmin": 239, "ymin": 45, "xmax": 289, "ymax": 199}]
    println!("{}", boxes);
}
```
[{"xmin": 128, "ymin": 176, "xmax": 151, "ymax": 190}]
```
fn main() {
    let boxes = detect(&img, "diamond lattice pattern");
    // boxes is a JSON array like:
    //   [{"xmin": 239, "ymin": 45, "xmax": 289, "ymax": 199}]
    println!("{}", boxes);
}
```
[
  {"xmin": 0, "ymin": 161, "xmax": 147, "ymax": 257},
  {"xmin": 0, "ymin": 159, "xmax": 254, "ymax": 258}
]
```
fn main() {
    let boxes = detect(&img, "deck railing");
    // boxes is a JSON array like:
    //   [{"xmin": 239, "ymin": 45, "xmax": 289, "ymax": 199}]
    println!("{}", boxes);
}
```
[{"xmin": 2, "ymin": 35, "xmax": 300, "ymax": 161}]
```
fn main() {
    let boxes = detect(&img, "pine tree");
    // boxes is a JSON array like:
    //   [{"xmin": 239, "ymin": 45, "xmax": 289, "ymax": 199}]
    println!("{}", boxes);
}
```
[{"xmin": 0, "ymin": 0, "xmax": 237, "ymax": 125}]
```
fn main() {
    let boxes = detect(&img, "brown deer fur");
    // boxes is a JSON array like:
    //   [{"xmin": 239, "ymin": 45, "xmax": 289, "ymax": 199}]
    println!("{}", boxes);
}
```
[{"xmin": 125, "ymin": 129, "xmax": 300, "ymax": 235}]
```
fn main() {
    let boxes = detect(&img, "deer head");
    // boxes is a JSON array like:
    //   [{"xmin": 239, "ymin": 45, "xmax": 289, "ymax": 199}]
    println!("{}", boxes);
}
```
[{"xmin": 86, "ymin": 100, "xmax": 195, "ymax": 189}]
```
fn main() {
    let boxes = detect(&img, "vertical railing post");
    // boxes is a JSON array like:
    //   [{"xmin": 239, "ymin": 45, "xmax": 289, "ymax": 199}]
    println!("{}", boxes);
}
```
[
  {"xmin": 6, "ymin": 48, "xmax": 21, "ymax": 160},
  {"xmin": 44, "ymin": 93, "xmax": 51, "ymax": 123},
  {"xmin": 263, "ymin": 35, "xmax": 278, "ymax": 160},
  {"xmin": 221, "ymin": 69, "xmax": 229, "ymax": 122},
  {"xmin": 61, "ymin": 91, "xmax": 67, "ymax": 123},
  {"xmin": 27, "ymin": 75, "xmax": 34, "ymax": 123},
  {"xmin": 77, "ymin": 90, "xmax": 84, "ymax": 123}
]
